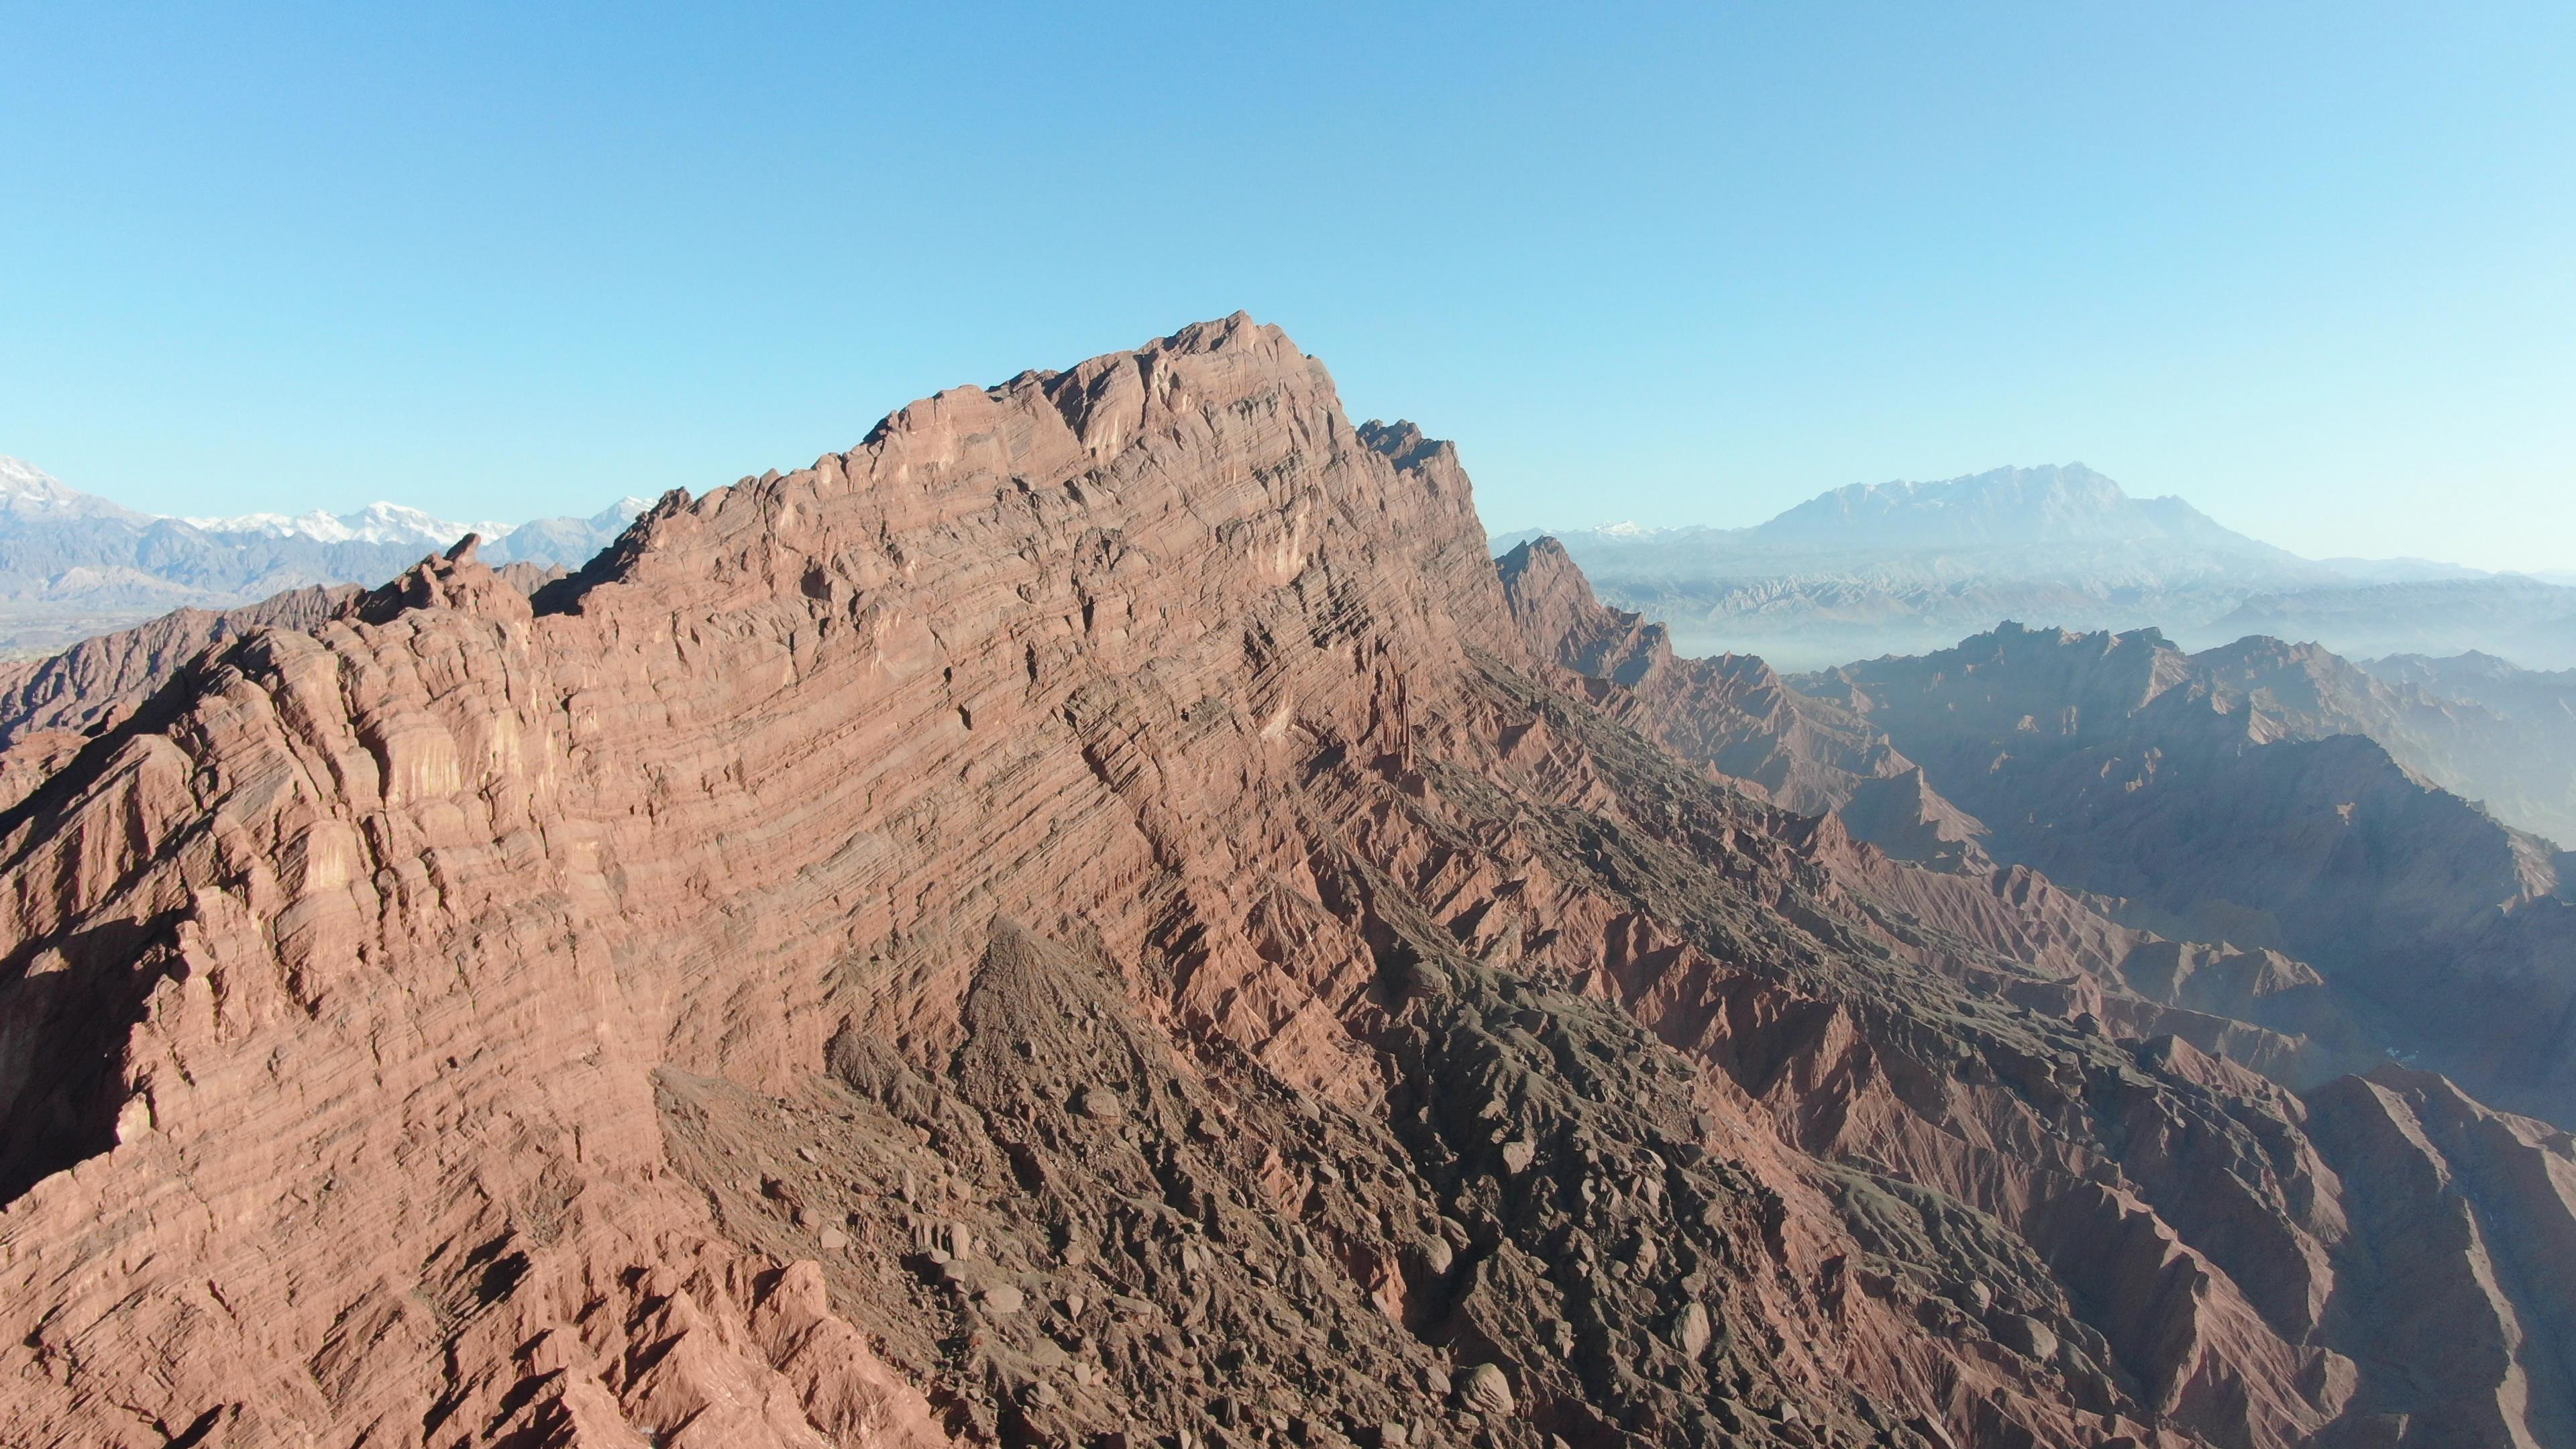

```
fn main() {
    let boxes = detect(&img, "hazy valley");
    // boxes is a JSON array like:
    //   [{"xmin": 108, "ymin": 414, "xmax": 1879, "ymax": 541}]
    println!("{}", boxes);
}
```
[{"xmin": 1503, "ymin": 464, "xmax": 2576, "ymax": 673}]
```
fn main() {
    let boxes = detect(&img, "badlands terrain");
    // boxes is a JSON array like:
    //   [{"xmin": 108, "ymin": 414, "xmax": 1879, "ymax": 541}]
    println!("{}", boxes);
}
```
[{"xmin": 1, "ymin": 318, "xmax": 2571, "ymax": 1448}]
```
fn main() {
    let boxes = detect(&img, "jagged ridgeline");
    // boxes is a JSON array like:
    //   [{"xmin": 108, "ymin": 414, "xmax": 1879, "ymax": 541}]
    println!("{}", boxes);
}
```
[{"xmin": 0, "ymin": 317, "xmax": 2568, "ymax": 1449}]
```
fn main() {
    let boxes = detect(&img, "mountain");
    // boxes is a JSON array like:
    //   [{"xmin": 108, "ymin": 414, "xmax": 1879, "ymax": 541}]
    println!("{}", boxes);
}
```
[
  {"xmin": 3, "ymin": 319, "xmax": 2574, "ymax": 1447},
  {"xmin": 1496, "ymin": 537, "xmax": 1994, "ymax": 870},
  {"xmin": 181, "ymin": 500, "xmax": 515, "ymax": 547},
  {"xmin": 1501, "ymin": 534, "xmax": 2576, "ymax": 1442},
  {"xmin": 2357, "ymin": 651, "xmax": 2576, "ymax": 841},
  {"xmin": 2363, "ymin": 648, "xmax": 2576, "ymax": 720},
  {"xmin": 0, "ymin": 454, "xmax": 154, "ymax": 521},
  {"xmin": 2179, "ymin": 636, "xmax": 2576, "ymax": 847},
  {"xmin": 180, "ymin": 496, "xmax": 647, "ymax": 562},
  {"xmin": 1799, "ymin": 621, "xmax": 2576, "ymax": 1124},
  {"xmin": 1506, "ymin": 465, "xmax": 2576, "ymax": 671},
  {"xmin": 1747, "ymin": 464, "xmax": 2292, "ymax": 556},
  {"xmin": 0, "ymin": 456, "xmax": 647, "ymax": 657}
]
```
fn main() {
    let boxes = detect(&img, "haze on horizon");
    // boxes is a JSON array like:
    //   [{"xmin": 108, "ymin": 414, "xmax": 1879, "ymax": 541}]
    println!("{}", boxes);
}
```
[{"xmin": 4, "ymin": 3, "xmax": 2571, "ymax": 572}]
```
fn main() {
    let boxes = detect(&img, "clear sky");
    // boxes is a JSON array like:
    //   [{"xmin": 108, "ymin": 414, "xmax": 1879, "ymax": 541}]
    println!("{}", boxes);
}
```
[{"xmin": 4, "ymin": 3, "xmax": 2571, "ymax": 570}]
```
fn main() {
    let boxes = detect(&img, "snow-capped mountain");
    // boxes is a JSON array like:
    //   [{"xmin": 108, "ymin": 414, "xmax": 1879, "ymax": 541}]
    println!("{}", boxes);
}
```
[
  {"xmin": 181, "ymin": 495, "xmax": 649, "ymax": 561},
  {"xmin": 182, "ymin": 501, "xmax": 518, "ymax": 548},
  {"xmin": 0, "ymin": 455, "xmax": 154, "ymax": 522},
  {"xmin": 0, "ymin": 456, "xmax": 653, "ymax": 656}
]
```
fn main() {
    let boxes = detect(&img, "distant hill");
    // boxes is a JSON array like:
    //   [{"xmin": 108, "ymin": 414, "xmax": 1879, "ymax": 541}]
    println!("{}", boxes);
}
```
[
  {"xmin": 2215, "ymin": 576, "xmax": 2576, "ymax": 665},
  {"xmin": 1500, "ymin": 463, "xmax": 2576, "ymax": 669},
  {"xmin": 1793, "ymin": 619, "xmax": 2576, "ymax": 1122},
  {"xmin": 0, "ymin": 455, "xmax": 644, "ymax": 655},
  {"xmin": 1748, "ymin": 462, "xmax": 2291, "ymax": 554}
]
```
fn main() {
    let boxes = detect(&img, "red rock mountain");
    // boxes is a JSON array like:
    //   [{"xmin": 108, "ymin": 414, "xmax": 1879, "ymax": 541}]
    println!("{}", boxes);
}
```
[{"xmin": 1, "ymin": 318, "xmax": 2571, "ymax": 1448}]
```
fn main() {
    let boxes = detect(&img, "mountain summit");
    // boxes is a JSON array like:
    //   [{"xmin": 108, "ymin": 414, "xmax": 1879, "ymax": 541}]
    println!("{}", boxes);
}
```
[
  {"xmin": 1753, "ymin": 463, "xmax": 2282, "ymax": 553},
  {"xmin": 183, "ymin": 496, "xmax": 649, "ymax": 551},
  {"xmin": 0, "ymin": 456, "xmax": 152, "ymax": 523}
]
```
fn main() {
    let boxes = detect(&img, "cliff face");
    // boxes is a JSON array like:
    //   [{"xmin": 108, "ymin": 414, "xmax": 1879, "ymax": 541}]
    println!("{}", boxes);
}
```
[{"xmin": 1, "ymin": 318, "xmax": 2571, "ymax": 1449}]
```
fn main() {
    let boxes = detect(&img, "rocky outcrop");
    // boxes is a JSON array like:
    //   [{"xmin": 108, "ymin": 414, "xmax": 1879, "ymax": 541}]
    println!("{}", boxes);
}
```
[
  {"xmin": 0, "ymin": 564, "xmax": 576, "ymax": 814},
  {"xmin": 0, "ymin": 317, "xmax": 2569, "ymax": 1448},
  {"xmin": 0, "ymin": 582, "xmax": 355, "ymax": 747}
]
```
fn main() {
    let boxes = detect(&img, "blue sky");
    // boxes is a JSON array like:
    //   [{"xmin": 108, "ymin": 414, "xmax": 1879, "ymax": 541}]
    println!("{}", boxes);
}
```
[{"xmin": 4, "ymin": 3, "xmax": 2571, "ymax": 569}]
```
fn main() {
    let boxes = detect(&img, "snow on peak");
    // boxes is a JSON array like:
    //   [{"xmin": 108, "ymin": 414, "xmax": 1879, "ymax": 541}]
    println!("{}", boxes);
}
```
[
  {"xmin": 183, "ymin": 501, "xmax": 515, "ymax": 547},
  {"xmin": 0, "ymin": 456, "xmax": 154, "ymax": 521}
]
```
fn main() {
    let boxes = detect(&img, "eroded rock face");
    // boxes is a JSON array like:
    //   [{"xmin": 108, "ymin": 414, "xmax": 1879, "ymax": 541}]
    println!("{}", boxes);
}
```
[
  {"xmin": 2304, "ymin": 1068, "xmax": 2576, "ymax": 1442},
  {"xmin": 0, "ymin": 316, "xmax": 2568, "ymax": 1449},
  {"xmin": 0, "ymin": 583, "xmax": 354, "ymax": 745},
  {"xmin": 0, "ymin": 568, "xmax": 572, "ymax": 813}
]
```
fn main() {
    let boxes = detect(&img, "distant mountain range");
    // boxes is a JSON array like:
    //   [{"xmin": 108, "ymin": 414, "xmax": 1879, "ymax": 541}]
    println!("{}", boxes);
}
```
[
  {"xmin": 1497, "ymin": 463, "xmax": 2576, "ymax": 669},
  {"xmin": 0, "ymin": 455, "xmax": 644, "ymax": 655}
]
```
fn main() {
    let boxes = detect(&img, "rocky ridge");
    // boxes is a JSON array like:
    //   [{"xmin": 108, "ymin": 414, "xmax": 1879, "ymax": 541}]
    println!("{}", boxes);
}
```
[
  {"xmin": 1794, "ymin": 622, "xmax": 2576, "ymax": 1128},
  {"xmin": 2355, "ymin": 650, "xmax": 2576, "ymax": 847},
  {"xmin": 0, "ymin": 584, "xmax": 357, "ymax": 747},
  {"xmin": 1496, "ymin": 539, "xmax": 1988, "ymax": 869},
  {"xmin": 0, "ymin": 319, "xmax": 2570, "ymax": 1448},
  {"xmin": 1497, "ymin": 533, "xmax": 2576, "ymax": 1445}
]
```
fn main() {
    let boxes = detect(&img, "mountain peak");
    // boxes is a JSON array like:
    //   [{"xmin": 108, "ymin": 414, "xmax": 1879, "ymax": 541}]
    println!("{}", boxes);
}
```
[
  {"xmin": 0, "ymin": 456, "xmax": 153, "ymax": 523},
  {"xmin": 1755, "ymin": 462, "xmax": 2259, "ymax": 551},
  {"xmin": 183, "ymin": 500, "xmax": 518, "ymax": 547}
]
